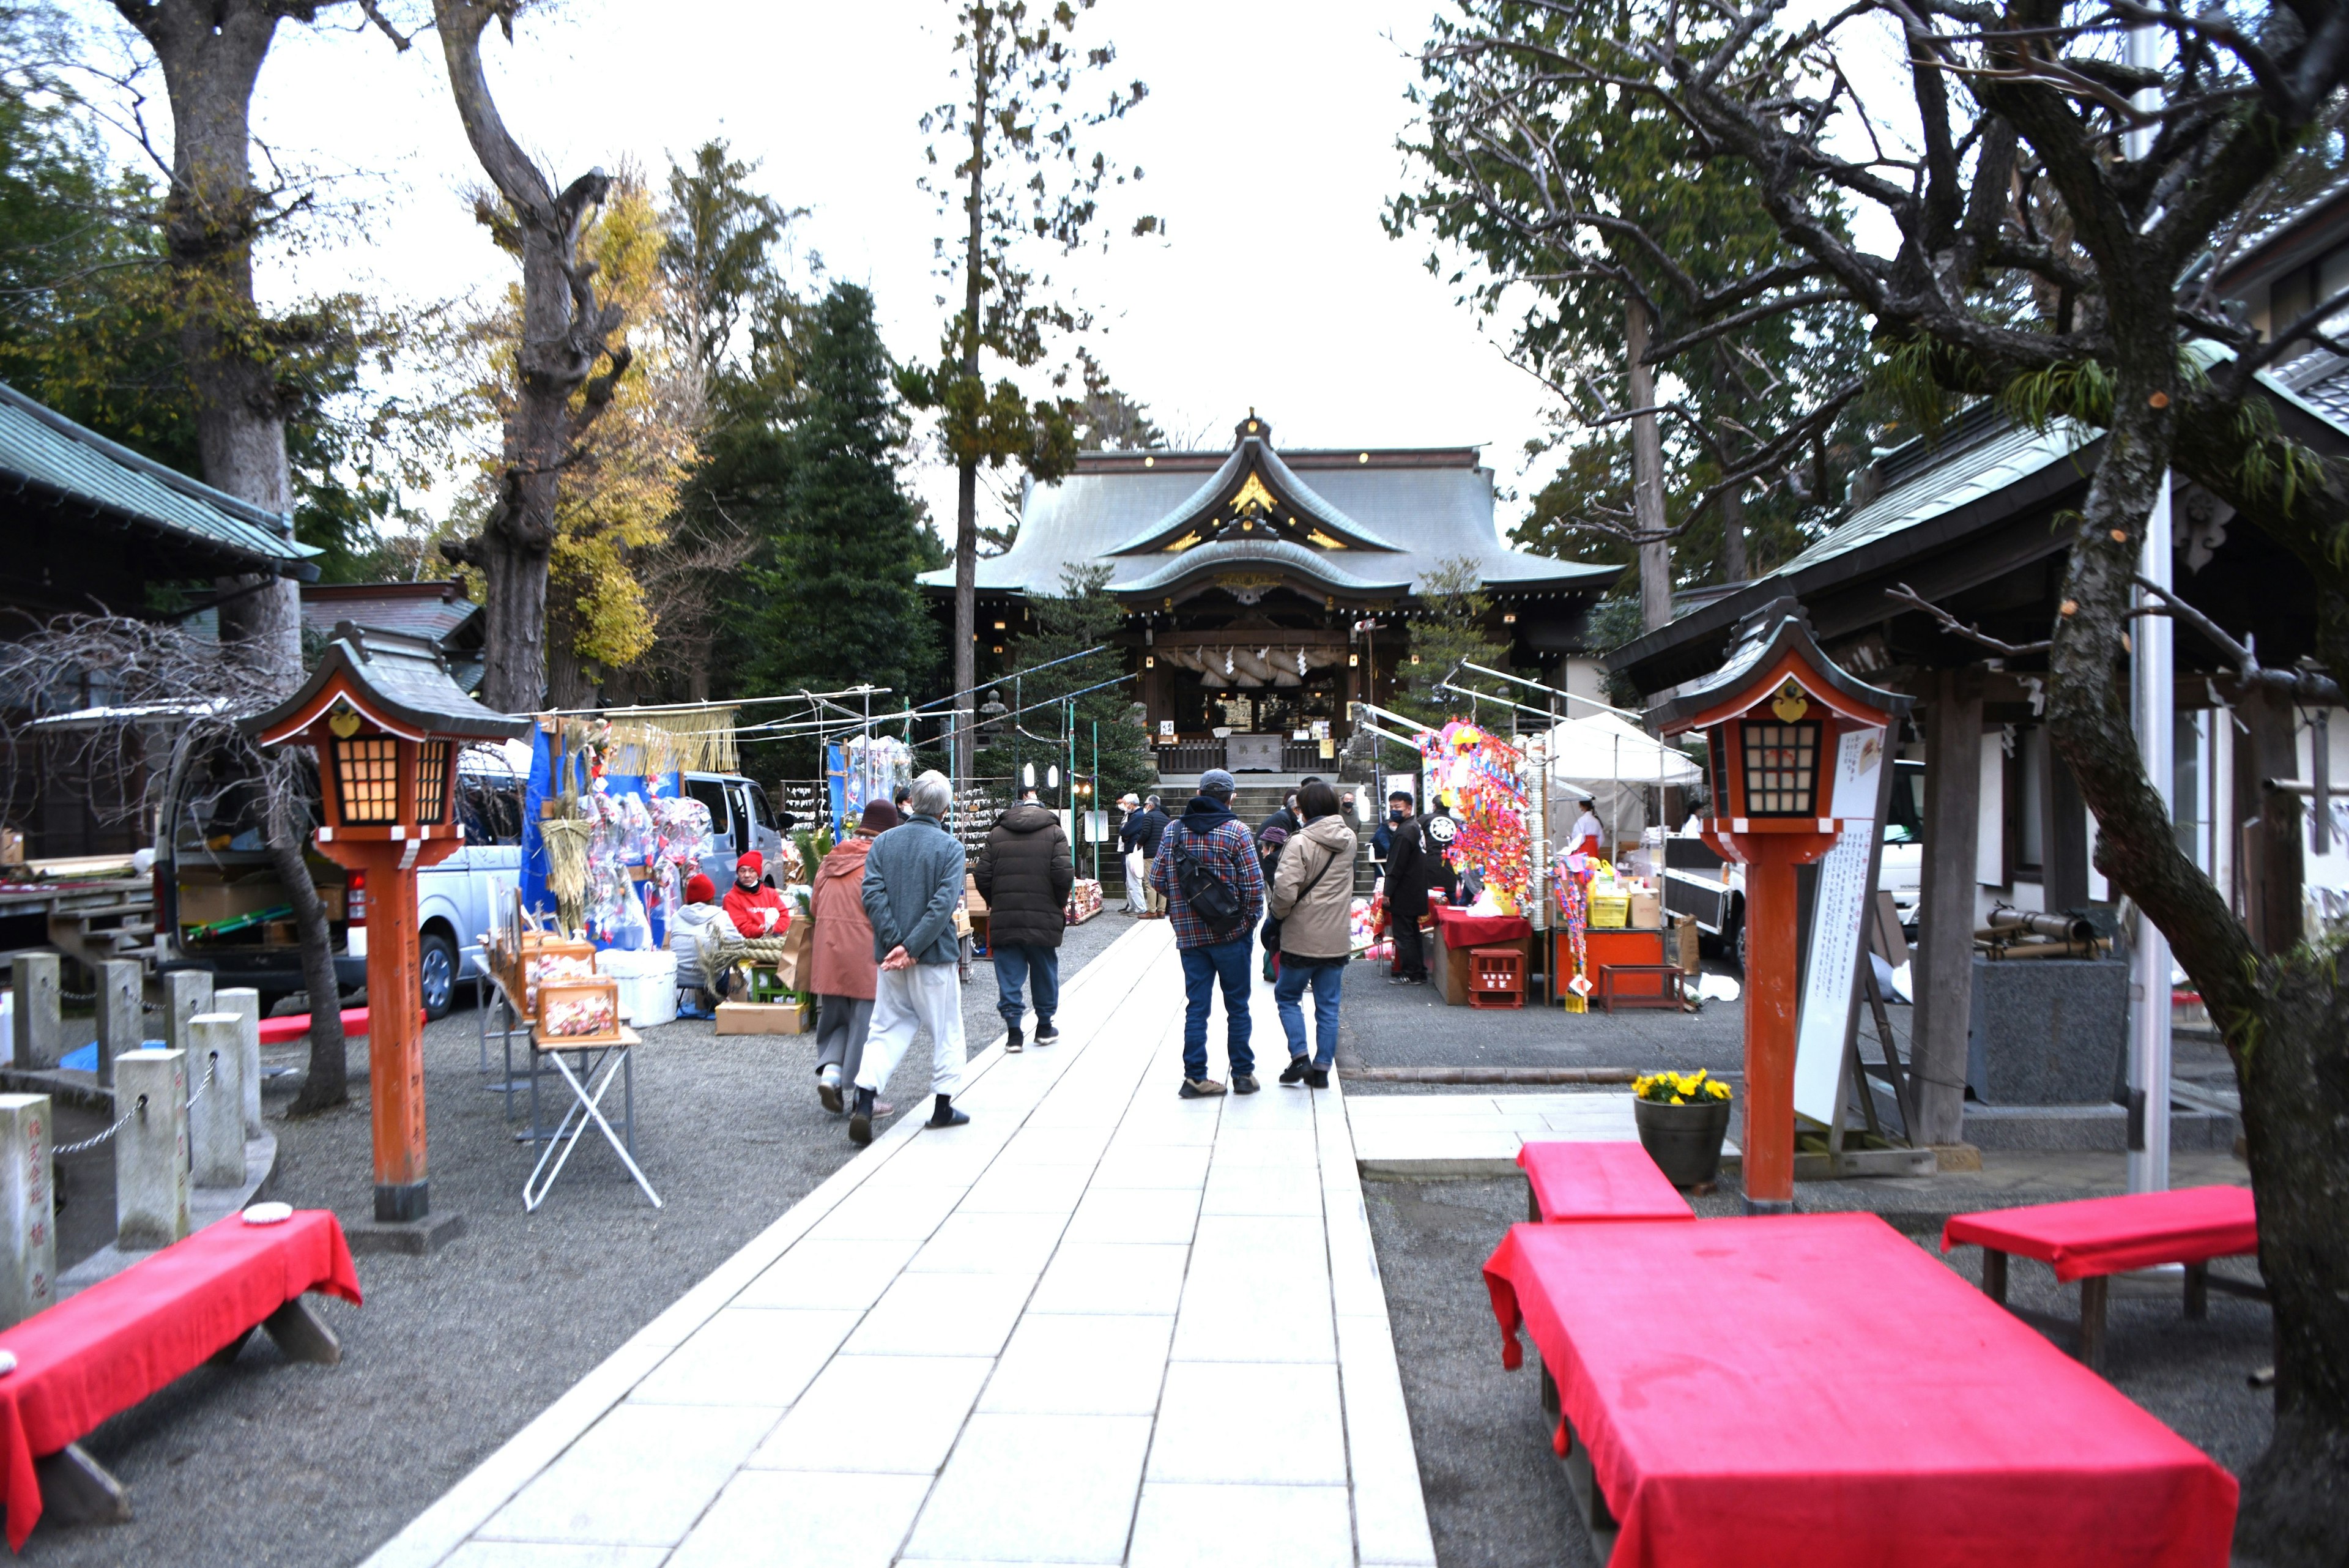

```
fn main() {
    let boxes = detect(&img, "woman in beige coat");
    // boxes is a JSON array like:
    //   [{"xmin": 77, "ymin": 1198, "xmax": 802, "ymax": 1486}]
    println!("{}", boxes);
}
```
[{"xmin": 1269, "ymin": 780, "xmax": 1357, "ymax": 1088}]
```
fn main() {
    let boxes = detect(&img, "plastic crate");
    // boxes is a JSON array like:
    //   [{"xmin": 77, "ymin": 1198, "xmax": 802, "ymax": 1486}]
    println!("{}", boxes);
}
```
[
  {"xmin": 1588, "ymin": 894, "xmax": 1630, "ymax": 929},
  {"xmin": 1469, "ymin": 946, "xmax": 1525, "ymax": 1009}
]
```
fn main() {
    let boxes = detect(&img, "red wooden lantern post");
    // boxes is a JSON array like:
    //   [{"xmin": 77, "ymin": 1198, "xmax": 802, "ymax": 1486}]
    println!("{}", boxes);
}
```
[
  {"xmin": 1650, "ymin": 601, "xmax": 1910, "ymax": 1214},
  {"xmin": 246, "ymin": 625, "xmax": 527, "ymax": 1224}
]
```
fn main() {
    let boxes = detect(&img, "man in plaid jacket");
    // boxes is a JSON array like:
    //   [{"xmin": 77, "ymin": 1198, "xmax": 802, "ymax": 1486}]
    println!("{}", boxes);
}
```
[{"xmin": 1149, "ymin": 768, "xmax": 1267, "ymax": 1097}]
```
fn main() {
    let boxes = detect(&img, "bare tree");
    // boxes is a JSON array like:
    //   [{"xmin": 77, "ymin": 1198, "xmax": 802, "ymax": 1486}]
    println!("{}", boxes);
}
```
[
  {"xmin": 0, "ymin": 616, "xmax": 349, "ymax": 1110},
  {"xmin": 1420, "ymin": 3, "xmax": 2349, "ymax": 1551},
  {"xmin": 415, "ymin": 0, "xmax": 633, "ymax": 715}
]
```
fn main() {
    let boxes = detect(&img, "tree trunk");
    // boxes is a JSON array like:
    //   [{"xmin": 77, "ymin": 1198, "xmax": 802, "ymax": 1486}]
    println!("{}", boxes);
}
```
[
  {"xmin": 1625, "ymin": 298, "xmax": 1672, "ymax": 630},
  {"xmin": 434, "ymin": 1, "xmax": 629, "ymax": 717},
  {"xmin": 2040, "ymin": 357, "xmax": 2349, "ymax": 1562},
  {"xmin": 1911, "ymin": 666, "xmax": 1980, "ymax": 1145},
  {"xmin": 1719, "ymin": 485, "xmax": 1748, "ymax": 583},
  {"xmin": 125, "ymin": 1, "xmax": 304, "ymax": 686},
  {"xmin": 949, "ymin": 53, "xmax": 990, "ymax": 779},
  {"xmin": 267, "ymin": 823, "xmax": 347, "ymax": 1113}
]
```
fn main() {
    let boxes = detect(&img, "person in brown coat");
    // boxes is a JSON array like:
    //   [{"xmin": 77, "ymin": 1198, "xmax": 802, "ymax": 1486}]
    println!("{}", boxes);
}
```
[{"xmin": 811, "ymin": 801, "xmax": 897, "ymax": 1113}]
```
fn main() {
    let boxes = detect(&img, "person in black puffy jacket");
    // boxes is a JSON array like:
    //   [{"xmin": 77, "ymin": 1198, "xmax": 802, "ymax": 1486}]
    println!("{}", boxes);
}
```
[{"xmin": 973, "ymin": 801, "xmax": 1075, "ymax": 1051}]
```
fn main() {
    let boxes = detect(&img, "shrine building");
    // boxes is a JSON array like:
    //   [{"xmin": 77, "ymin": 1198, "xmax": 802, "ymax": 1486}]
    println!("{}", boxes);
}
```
[{"xmin": 923, "ymin": 413, "xmax": 1621, "ymax": 776}]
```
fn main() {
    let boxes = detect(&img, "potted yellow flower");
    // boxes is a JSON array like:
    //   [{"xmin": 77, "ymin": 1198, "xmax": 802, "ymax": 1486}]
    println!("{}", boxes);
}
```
[{"xmin": 1631, "ymin": 1069, "xmax": 1734, "ymax": 1188}]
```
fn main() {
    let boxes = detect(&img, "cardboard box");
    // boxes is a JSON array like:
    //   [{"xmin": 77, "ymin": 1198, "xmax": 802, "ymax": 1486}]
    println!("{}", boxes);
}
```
[
  {"xmin": 715, "ymin": 1001, "xmax": 809, "ymax": 1036},
  {"xmin": 177, "ymin": 878, "xmax": 290, "ymax": 927},
  {"xmin": 1628, "ymin": 890, "xmax": 1663, "ymax": 929},
  {"xmin": 0, "ymin": 829, "xmax": 22, "ymax": 868},
  {"xmin": 1671, "ymin": 913, "xmax": 1702, "ymax": 975}
]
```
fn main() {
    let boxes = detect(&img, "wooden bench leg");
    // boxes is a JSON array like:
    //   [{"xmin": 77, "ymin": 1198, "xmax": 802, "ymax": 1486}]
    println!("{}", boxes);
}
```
[
  {"xmin": 1982, "ymin": 1249, "xmax": 2008, "ymax": 1306},
  {"xmin": 1527, "ymin": 1182, "xmax": 1542, "ymax": 1224},
  {"xmin": 261, "ymin": 1298, "xmax": 341, "ymax": 1365},
  {"xmin": 208, "ymin": 1327, "xmax": 254, "ymax": 1367},
  {"xmin": 35, "ymin": 1443, "xmax": 130, "ymax": 1526},
  {"xmin": 2184, "ymin": 1261, "xmax": 2210, "ymax": 1320},
  {"xmin": 2079, "ymin": 1276, "xmax": 2109, "ymax": 1371}
]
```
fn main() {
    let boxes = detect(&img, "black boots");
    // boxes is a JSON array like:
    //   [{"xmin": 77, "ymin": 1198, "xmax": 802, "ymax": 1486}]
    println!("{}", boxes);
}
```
[
  {"xmin": 849, "ymin": 1087, "xmax": 875, "ymax": 1146},
  {"xmin": 928, "ymin": 1094, "xmax": 970, "ymax": 1129}
]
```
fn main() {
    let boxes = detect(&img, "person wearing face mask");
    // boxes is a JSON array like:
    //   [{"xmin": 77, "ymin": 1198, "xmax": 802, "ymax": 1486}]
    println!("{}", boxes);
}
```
[
  {"xmin": 722, "ymin": 850, "xmax": 789, "ymax": 938},
  {"xmin": 1383, "ymin": 791, "xmax": 1431, "ymax": 985}
]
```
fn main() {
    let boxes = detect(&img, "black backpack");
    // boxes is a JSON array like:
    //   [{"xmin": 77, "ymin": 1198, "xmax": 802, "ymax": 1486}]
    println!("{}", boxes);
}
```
[{"xmin": 1170, "ymin": 823, "xmax": 1247, "ymax": 938}]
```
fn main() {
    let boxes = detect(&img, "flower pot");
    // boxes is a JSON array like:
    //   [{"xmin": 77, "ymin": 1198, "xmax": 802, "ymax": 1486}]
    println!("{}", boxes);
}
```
[{"xmin": 1635, "ymin": 1096, "xmax": 1732, "ymax": 1189}]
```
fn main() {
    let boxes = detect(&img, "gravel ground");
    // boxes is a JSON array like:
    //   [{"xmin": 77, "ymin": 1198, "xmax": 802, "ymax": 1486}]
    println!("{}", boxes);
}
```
[
  {"xmin": 1367, "ymin": 1170, "xmax": 2275, "ymax": 1568},
  {"xmin": 17, "ymin": 910, "xmax": 1137, "ymax": 1567}
]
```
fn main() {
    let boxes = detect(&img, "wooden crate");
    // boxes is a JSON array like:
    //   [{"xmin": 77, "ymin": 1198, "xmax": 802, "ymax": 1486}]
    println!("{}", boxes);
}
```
[
  {"xmin": 533, "ymin": 978, "xmax": 626, "ymax": 1048},
  {"xmin": 715, "ymin": 1001, "xmax": 809, "ymax": 1036}
]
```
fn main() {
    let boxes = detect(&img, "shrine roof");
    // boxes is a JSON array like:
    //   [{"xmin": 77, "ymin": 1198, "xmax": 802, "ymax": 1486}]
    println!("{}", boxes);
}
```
[
  {"xmin": 918, "ymin": 415, "xmax": 1620, "ymax": 604},
  {"xmin": 246, "ymin": 622, "xmax": 529, "ymax": 746}
]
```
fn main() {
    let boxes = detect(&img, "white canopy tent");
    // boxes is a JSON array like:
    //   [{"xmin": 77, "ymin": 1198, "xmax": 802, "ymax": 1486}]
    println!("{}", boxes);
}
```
[{"xmin": 1542, "ymin": 712, "xmax": 1707, "ymax": 853}]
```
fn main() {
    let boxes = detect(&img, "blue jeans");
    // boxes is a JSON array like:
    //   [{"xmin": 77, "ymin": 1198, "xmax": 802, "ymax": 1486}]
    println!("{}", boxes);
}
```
[
  {"xmin": 1179, "ymin": 937, "xmax": 1254, "ymax": 1081},
  {"xmin": 993, "ymin": 943, "xmax": 1059, "ymax": 1030},
  {"xmin": 1274, "ymin": 956, "xmax": 1345, "ymax": 1068}
]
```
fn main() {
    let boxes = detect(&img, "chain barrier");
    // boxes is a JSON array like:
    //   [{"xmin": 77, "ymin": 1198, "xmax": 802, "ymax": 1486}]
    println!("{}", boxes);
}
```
[
  {"xmin": 59, "ymin": 988, "xmax": 95, "ymax": 1005},
  {"xmin": 50, "ymin": 1053, "xmax": 215, "ymax": 1156},
  {"xmin": 54, "ymin": 1096, "xmax": 145, "ymax": 1157}
]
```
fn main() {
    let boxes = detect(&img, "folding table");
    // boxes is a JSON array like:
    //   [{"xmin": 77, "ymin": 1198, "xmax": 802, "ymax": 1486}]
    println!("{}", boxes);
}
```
[
  {"xmin": 524, "ymin": 1024, "xmax": 662, "ymax": 1213},
  {"xmin": 1483, "ymin": 1213, "xmax": 2238, "ymax": 1566},
  {"xmin": 1941, "ymin": 1184, "xmax": 2262, "ymax": 1369}
]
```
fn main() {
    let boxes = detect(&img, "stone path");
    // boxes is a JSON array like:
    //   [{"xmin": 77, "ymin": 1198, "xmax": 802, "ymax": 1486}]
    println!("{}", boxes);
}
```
[{"xmin": 364, "ymin": 919, "xmax": 1436, "ymax": 1568}]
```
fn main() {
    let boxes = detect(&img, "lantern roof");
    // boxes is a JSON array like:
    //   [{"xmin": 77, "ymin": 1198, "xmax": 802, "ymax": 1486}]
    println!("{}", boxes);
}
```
[
  {"xmin": 1646, "ymin": 597, "xmax": 1912, "ymax": 736},
  {"xmin": 244, "ymin": 622, "xmax": 530, "ymax": 748}
]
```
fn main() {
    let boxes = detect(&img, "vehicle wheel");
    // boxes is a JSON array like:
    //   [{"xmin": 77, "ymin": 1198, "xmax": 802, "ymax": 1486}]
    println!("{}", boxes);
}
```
[
  {"xmin": 1729, "ymin": 908, "xmax": 1748, "ymax": 974},
  {"xmin": 420, "ymin": 930, "xmax": 458, "ymax": 1020}
]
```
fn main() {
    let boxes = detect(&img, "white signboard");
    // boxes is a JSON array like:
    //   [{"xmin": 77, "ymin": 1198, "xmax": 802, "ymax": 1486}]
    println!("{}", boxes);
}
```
[{"xmin": 1792, "ymin": 727, "xmax": 1885, "ymax": 1125}]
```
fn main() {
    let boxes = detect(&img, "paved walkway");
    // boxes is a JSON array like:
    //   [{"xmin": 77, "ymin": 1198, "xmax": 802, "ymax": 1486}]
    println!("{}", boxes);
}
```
[{"xmin": 365, "ymin": 920, "xmax": 1436, "ymax": 1568}]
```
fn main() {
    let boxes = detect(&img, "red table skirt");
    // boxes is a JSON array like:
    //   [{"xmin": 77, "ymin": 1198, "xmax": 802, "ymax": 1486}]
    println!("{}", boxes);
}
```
[
  {"xmin": 1517, "ymin": 1142, "xmax": 1692, "ymax": 1223},
  {"xmin": 1432, "ymin": 905, "xmax": 1532, "ymax": 949},
  {"xmin": 0, "ymin": 1211, "xmax": 360, "ymax": 1547},
  {"xmin": 1483, "ymin": 1214, "xmax": 2236, "ymax": 1567},
  {"xmin": 1942, "ymin": 1185, "xmax": 2257, "ymax": 1283},
  {"xmin": 256, "ymin": 1006, "xmax": 373, "ymax": 1044}
]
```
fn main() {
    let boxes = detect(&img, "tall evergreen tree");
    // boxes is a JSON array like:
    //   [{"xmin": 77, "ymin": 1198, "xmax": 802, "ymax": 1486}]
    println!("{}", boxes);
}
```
[
  {"xmin": 1389, "ymin": 557, "xmax": 1513, "ymax": 731},
  {"xmin": 748, "ymin": 282, "xmax": 938, "ymax": 768}
]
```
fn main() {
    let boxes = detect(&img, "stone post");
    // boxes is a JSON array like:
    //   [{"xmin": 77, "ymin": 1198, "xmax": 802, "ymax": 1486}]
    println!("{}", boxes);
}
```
[
  {"xmin": 113, "ymin": 1049, "xmax": 189, "ymax": 1250},
  {"xmin": 0, "ymin": 1094, "xmax": 53, "ymax": 1328},
  {"xmin": 213, "ymin": 987, "xmax": 264, "ymax": 1139},
  {"xmin": 95, "ymin": 960, "xmax": 144, "ymax": 1085},
  {"xmin": 185, "ymin": 1014, "xmax": 247, "ymax": 1189},
  {"xmin": 10, "ymin": 953, "xmax": 60, "ymax": 1069},
  {"xmin": 161, "ymin": 970, "xmax": 212, "ymax": 1059}
]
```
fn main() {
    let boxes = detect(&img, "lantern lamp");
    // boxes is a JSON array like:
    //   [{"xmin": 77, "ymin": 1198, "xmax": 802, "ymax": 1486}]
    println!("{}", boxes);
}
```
[
  {"xmin": 246, "ymin": 624, "xmax": 527, "ymax": 1227},
  {"xmin": 1647, "ymin": 599, "xmax": 1910, "ymax": 1214}
]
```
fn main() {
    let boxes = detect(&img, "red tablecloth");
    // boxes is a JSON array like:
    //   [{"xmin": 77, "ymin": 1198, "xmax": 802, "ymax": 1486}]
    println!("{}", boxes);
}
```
[
  {"xmin": 256, "ymin": 1006, "xmax": 372, "ymax": 1045},
  {"xmin": 1431, "ymin": 905, "xmax": 1532, "ymax": 949},
  {"xmin": 0, "ymin": 1211, "xmax": 360, "ymax": 1547},
  {"xmin": 1483, "ymin": 1214, "xmax": 2236, "ymax": 1567},
  {"xmin": 1516, "ymin": 1142, "xmax": 1692, "ymax": 1223},
  {"xmin": 1942, "ymin": 1185, "xmax": 2257, "ymax": 1283}
]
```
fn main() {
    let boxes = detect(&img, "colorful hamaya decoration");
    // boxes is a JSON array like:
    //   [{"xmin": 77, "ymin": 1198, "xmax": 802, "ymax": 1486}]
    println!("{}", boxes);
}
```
[
  {"xmin": 1420, "ymin": 720, "xmax": 1532, "ymax": 914},
  {"xmin": 1648, "ymin": 598, "xmax": 1910, "ymax": 1215},
  {"xmin": 247, "ymin": 623, "xmax": 529, "ymax": 1225}
]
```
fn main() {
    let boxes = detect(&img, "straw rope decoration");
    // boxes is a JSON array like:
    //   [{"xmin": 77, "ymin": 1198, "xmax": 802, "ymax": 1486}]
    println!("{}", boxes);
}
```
[{"xmin": 541, "ymin": 816, "xmax": 592, "ymax": 935}]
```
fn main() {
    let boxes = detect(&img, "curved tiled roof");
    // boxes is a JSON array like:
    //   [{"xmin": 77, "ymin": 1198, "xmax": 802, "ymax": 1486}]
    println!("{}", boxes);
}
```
[
  {"xmin": 1117, "ymin": 538, "xmax": 1412, "ymax": 596},
  {"xmin": 921, "ymin": 424, "xmax": 1620, "ymax": 603},
  {"xmin": 0, "ymin": 379, "xmax": 313, "ymax": 570}
]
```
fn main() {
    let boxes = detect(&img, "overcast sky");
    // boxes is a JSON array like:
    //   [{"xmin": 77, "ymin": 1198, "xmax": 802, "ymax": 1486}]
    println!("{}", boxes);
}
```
[{"xmin": 82, "ymin": 0, "xmax": 1567, "ymax": 544}]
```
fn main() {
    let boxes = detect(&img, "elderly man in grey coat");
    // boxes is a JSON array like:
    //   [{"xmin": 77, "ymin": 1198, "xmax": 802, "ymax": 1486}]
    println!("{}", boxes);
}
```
[{"xmin": 851, "ymin": 770, "xmax": 972, "ymax": 1145}]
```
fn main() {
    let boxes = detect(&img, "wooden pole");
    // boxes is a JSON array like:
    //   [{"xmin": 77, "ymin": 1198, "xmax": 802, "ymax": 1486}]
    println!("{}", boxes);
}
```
[
  {"xmin": 1742, "ymin": 842, "xmax": 1800, "ymax": 1212},
  {"xmin": 1912, "ymin": 668, "xmax": 1982, "ymax": 1146}
]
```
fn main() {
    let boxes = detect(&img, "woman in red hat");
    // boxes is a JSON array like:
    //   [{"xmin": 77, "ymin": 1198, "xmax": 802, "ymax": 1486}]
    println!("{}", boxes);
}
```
[
  {"xmin": 668, "ymin": 870, "xmax": 727, "ymax": 1014},
  {"xmin": 722, "ymin": 850, "xmax": 789, "ymax": 938}
]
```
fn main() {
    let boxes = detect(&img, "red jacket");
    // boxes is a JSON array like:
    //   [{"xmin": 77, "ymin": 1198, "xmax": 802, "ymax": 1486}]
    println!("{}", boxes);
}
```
[{"xmin": 723, "ymin": 881, "xmax": 790, "ymax": 938}]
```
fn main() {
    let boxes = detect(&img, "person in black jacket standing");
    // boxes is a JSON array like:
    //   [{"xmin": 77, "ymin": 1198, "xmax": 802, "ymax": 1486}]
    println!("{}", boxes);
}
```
[
  {"xmin": 1384, "ymin": 790, "xmax": 1431, "ymax": 984},
  {"xmin": 1255, "ymin": 788, "xmax": 1301, "ymax": 979},
  {"xmin": 974, "ymin": 799, "xmax": 1075, "ymax": 1050}
]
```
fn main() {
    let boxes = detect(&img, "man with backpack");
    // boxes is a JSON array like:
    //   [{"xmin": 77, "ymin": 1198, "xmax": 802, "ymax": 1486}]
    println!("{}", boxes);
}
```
[{"xmin": 1149, "ymin": 768, "xmax": 1266, "ymax": 1098}]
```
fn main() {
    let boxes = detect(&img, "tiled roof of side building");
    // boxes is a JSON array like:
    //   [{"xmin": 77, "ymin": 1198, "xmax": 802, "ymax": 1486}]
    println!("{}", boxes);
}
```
[
  {"xmin": 299, "ymin": 581, "xmax": 481, "ymax": 646},
  {"xmin": 0, "ymin": 378, "xmax": 314, "ymax": 568}
]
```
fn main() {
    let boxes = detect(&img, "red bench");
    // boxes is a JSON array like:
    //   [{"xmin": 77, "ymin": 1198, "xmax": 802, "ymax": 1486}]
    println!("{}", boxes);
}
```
[
  {"xmin": 1516, "ymin": 1142, "xmax": 1694, "ymax": 1224},
  {"xmin": 0, "ymin": 1211, "xmax": 360, "ymax": 1546},
  {"xmin": 1483, "ymin": 1214, "xmax": 2237, "ymax": 1566},
  {"xmin": 1940, "ymin": 1185, "xmax": 2262, "ymax": 1370}
]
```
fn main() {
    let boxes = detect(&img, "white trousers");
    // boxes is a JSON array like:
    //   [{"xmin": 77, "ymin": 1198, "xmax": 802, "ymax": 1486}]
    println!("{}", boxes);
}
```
[
  {"xmin": 1124, "ymin": 849, "xmax": 1149, "ymax": 912},
  {"xmin": 853, "ymin": 962, "xmax": 967, "ymax": 1098}
]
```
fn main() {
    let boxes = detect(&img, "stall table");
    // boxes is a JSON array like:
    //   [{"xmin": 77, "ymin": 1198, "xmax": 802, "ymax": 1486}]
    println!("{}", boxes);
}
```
[
  {"xmin": 1482, "ymin": 1213, "xmax": 2236, "ymax": 1567},
  {"xmin": 1430, "ymin": 906, "xmax": 1532, "ymax": 1006},
  {"xmin": 1555, "ymin": 928, "xmax": 1672, "ymax": 1007}
]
